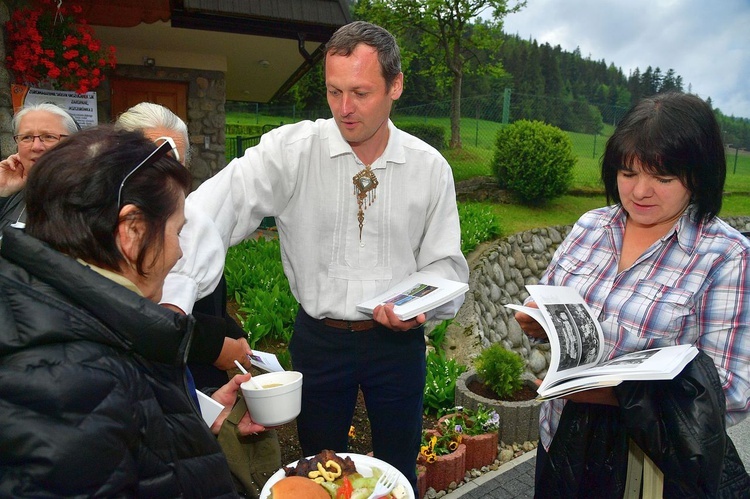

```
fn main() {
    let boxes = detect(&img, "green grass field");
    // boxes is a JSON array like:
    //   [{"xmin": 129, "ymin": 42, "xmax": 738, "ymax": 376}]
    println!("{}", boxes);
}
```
[{"xmin": 225, "ymin": 111, "xmax": 750, "ymax": 234}]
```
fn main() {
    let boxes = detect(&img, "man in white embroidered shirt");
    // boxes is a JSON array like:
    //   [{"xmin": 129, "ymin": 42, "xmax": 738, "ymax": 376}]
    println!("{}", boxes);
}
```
[{"xmin": 161, "ymin": 21, "xmax": 469, "ymax": 494}]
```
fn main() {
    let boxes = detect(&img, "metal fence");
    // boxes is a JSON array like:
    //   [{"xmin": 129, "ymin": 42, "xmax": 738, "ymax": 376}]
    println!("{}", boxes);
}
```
[
  {"xmin": 227, "ymin": 91, "xmax": 623, "ymax": 188},
  {"xmin": 226, "ymin": 91, "xmax": 747, "ymax": 187},
  {"xmin": 229, "ymin": 90, "xmax": 623, "ymax": 155},
  {"xmin": 225, "ymin": 124, "xmax": 281, "ymax": 160}
]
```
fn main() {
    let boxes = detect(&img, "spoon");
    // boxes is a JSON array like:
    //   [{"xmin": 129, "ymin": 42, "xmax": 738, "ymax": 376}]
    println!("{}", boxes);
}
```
[{"xmin": 234, "ymin": 360, "xmax": 262, "ymax": 389}]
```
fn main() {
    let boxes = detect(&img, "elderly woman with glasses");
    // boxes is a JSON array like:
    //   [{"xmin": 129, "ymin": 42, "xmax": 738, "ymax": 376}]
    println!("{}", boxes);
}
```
[
  {"xmin": 0, "ymin": 126, "xmax": 264, "ymax": 497},
  {"xmin": 0, "ymin": 102, "xmax": 79, "ymax": 231}
]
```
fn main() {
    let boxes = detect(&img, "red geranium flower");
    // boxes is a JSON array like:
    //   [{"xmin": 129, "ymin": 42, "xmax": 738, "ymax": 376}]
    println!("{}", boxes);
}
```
[{"xmin": 4, "ymin": 0, "xmax": 116, "ymax": 94}]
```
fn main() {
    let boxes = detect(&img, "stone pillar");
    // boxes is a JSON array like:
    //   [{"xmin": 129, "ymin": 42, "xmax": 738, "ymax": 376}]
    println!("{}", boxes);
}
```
[{"xmin": 0, "ymin": 1, "xmax": 15, "ymax": 160}]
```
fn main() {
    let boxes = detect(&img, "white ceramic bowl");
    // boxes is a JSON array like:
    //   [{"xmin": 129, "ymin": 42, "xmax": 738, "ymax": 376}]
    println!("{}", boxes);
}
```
[{"xmin": 241, "ymin": 371, "xmax": 303, "ymax": 426}]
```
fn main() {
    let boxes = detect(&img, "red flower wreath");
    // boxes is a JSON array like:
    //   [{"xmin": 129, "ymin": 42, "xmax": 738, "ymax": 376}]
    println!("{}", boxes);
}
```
[{"xmin": 5, "ymin": 0, "xmax": 116, "ymax": 94}]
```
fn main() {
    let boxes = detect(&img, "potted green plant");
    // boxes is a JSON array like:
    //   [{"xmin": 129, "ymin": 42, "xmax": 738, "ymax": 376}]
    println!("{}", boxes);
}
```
[
  {"xmin": 474, "ymin": 343, "xmax": 525, "ymax": 398},
  {"xmin": 455, "ymin": 344, "xmax": 541, "ymax": 445},
  {"xmin": 437, "ymin": 405, "xmax": 500, "ymax": 471},
  {"xmin": 417, "ymin": 428, "xmax": 466, "ymax": 493}
]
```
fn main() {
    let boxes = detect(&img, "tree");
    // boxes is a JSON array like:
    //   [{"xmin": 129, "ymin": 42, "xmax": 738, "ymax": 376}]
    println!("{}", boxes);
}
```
[
  {"xmin": 627, "ymin": 67, "xmax": 642, "ymax": 105},
  {"xmin": 661, "ymin": 68, "xmax": 678, "ymax": 92},
  {"xmin": 354, "ymin": 0, "xmax": 525, "ymax": 149}
]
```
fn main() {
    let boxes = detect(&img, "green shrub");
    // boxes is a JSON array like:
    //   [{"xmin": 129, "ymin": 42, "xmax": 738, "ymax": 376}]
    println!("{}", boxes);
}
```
[
  {"xmin": 423, "ymin": 350, "xmax": 468, "ymax": 415},
  {"xmin": 225, "ymin": 123, "xmax": 265, "ymax": 136},
  {"xmin": 224, "ymin": 237, "xmax": 298, "ymax": 347},
  {"xmin": 473, "ymin": 344, "xmax": 525, "ymax": 399},
  {"xmin": 491, "ymin": 120, "xmax": 575, "ymax": 205},
  {"xmin": 458, "ymin": 202, "xmax": 502, "ymax": 255},
  {"xmin": 398, "ymin": 123, "xmax": 446, "ymax": 150}
]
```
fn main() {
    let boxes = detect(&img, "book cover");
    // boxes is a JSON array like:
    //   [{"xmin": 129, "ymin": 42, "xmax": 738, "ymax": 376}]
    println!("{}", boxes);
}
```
[
  {"xmin": 506, "ymin": 285, "xmax": 698, "ymax": 400},
  {"xmin": 356, "ymin": 272, "xmax": 469, "ymax": 321}
]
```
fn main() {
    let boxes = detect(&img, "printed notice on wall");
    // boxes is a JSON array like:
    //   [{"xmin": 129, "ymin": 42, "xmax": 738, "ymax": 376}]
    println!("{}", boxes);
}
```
[{"xmin": 11, "ymin": 84, "xmax": 97, "ymax": 128}]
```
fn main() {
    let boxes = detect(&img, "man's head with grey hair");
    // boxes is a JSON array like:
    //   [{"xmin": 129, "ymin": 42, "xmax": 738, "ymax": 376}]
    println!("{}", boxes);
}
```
[{"xmin": 115, "ymin": 102, "xmax": 190, "ymax": 165}]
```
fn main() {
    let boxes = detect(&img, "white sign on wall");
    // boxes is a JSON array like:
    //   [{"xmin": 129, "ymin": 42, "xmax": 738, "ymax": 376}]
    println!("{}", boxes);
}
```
[{"xmin": 11, "ymin": 84, "xmax": 97, "ymax": 128}]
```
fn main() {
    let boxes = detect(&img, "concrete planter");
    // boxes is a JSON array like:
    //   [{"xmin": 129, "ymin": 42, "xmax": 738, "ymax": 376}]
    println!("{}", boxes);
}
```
[{"xmin": 455, "ymin": 369, "xmax": 541, "ymax": 445}]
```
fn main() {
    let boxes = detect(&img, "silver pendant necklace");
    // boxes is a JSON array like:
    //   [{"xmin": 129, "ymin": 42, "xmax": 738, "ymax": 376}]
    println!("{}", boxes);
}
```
[{"xmin": 352, "ymin": 164, "xmax": 378, "ymax": 240}]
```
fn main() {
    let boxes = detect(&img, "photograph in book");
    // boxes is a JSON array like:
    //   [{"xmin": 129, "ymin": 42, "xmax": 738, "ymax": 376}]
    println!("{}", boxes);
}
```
[
  {"xmin": 546, "ymin": 303, "xmax": 600, "ymax": 369},
  {"xmin": 384, "ymin": 283, "xmax": 438, "ymax": 307},
  {"xmin": 356, "ymin": 272, "xmax": 469, "ymax": 321},
  {"xmin": 506, "ymin": 285, "xmax": 699, "ymax": 400}
]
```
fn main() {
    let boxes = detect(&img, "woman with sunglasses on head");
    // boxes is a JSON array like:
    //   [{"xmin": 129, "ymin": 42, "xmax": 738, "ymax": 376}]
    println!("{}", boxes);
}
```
[
  {"xmin": 115, "ymin": 102, "xmax": 253, "ymax": 389},
  {"xmin": 0, "ymin": 102, "xmax": 79, "ymax": 232},
  {"xmin": 0, "ymin": 126, "xmax": 263, "ymax": 497},
  {"xmin": 115, "ymin": 103, "xmax": 281, "ymax": 497}
]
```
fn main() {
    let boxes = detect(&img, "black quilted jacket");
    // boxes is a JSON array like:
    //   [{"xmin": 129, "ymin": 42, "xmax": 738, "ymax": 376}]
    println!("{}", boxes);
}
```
[{"xmin": 0, "ymin": 229, "xmax": 238, "ymax": 498}]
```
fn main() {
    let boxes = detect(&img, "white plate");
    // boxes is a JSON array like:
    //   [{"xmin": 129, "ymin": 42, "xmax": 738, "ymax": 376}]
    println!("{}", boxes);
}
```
[{"xmin": 260, "ymin": 452, "xmax": 415, "ymax": 499}]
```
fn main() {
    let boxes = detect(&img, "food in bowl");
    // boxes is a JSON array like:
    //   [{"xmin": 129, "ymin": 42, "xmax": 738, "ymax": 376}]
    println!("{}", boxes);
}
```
[{"xmin": 240, "ymin": 371, "xmax": 303, "ymax": 426}]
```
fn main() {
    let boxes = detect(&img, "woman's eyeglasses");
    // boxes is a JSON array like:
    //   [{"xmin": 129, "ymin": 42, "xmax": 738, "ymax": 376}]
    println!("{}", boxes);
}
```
[
  {"xmin": 116, "ymin": 136, "xmax": 178, "ymax": 208},
  {"xmin": 13, "ymin": 133, "xmax": 68, "ymax": 145}
]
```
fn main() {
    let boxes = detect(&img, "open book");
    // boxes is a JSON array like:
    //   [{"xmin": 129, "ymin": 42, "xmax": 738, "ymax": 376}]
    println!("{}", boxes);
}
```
[
  {"xmin": 506, "ymin": 285, "xmax": 699, "ymax": 400},
  {"xmin": 356, "ymin": 272, "xmax": 469, "ymax": 321}
]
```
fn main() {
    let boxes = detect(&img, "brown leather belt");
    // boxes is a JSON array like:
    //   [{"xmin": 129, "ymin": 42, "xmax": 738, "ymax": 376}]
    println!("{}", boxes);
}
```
[{"xmin": 322, "ymin": 318, "xmax": 377, "ymax": 331}]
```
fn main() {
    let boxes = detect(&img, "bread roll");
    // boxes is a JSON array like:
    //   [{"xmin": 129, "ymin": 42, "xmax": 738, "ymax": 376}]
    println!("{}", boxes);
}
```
[{"xmin": 270, "ymin": 476, "xmax": 330, "ymax": 499}]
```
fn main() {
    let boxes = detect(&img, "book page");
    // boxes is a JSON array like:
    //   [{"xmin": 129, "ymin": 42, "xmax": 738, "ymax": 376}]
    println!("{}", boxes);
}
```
[
  {"xmin": 562, "ymin": 344, "xmax": 697, "ymax": 379},
  {"xmin": 508, "ymin": 285, "xmax": 605, "ymax": 392},
  {"xmin": 536, "ymin": 344, "xmax": 698, "ymax": 399}
]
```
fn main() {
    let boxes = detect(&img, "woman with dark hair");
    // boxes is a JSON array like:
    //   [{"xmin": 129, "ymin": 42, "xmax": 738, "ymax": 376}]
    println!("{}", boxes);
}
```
[
  {"xmin": 115, "ymin": 102, "xmax": 253, "ymax": 388},
  {"xmin": 515, "ymin": 92, "xmax": 750, "ymax": 495},
  {"xmin": 0, "ymin": 126, "xmax": 262, "ymax": 497}
]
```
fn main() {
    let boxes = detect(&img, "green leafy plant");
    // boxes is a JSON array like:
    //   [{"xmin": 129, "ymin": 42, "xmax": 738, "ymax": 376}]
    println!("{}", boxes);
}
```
[
  {"xmin": 427, "ymin": 319, "xmax": 452, "ymax": 351},
  {"xmin": 441, "ymin": 405, "xmax": 500, "ymax": 436},
  {"xmin": 492, "ymin": 120, "xmax": 576, "ymax": 205},
  {"xmin": 423, "ymin": 350, "xmax": 468, "ymax": 415},
  {"xmin": 458, "ymin": 202, "xmax": 502, "ymax": 255},
  {"xmin": 473, "ymin": 344, "xmax": 525, "ymax": 399},
  {"xmin": 419, "ymin": 429, "xmax": 461, "ymax": 462},
  {"xmin": 224, "ymin": 237, "xmax": 298, "ymax": 347},
  {"xmin": 469, "ymin": 404, "xmax": 500, "ymax": 434}
]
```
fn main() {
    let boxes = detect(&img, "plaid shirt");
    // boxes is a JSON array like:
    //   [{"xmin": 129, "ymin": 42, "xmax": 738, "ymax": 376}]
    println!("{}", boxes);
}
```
[{"xmin": 536, "ymin": 204, "xmax": 750, "ymax": 450}]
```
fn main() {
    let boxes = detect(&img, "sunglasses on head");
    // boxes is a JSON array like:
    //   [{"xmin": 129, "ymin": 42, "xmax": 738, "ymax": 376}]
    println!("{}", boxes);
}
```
[{"xmin": 116, "ymin": 136, "xmax": 178, "ymax": 208}]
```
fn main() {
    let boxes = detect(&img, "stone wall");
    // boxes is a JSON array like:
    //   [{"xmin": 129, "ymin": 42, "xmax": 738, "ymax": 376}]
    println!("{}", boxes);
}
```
[
  {"xmin": 100, "ymin": 65, "xmax": 227, "ymax": 189},
  {"xmin": 0, "ymin": 2, "xmax": 13, "ymax": 161},
  {"xmin": 445, "ymin": 216, "xmax": 750, "ymax": 378}
]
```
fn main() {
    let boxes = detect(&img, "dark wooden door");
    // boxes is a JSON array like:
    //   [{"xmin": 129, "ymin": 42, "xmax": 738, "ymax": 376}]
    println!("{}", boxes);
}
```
[{"xmin": 110, "ymin": 77, "xmax": 188, "ymax": 123}]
